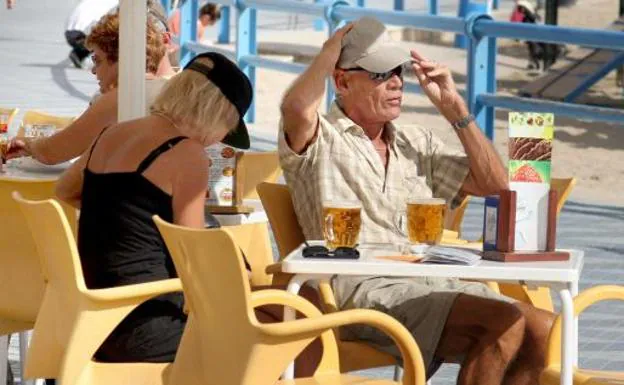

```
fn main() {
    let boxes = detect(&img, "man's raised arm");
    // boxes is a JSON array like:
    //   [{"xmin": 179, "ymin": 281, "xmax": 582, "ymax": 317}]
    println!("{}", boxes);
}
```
[
  {"xmin": 410, "ymin": 49, "xmax": 508, "ymax": 197},
  {"xmin": 280, "ymin": 24, "xmax": 352, "ymax": 154}
]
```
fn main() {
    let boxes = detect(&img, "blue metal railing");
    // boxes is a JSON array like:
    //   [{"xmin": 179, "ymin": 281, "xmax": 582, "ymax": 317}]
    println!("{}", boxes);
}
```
[{"xmin": 177, "ymin": 0, "xmax": 624, "ymax": 140}]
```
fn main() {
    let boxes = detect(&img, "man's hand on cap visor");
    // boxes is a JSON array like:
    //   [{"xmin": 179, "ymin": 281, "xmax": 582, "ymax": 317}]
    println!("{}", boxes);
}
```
[{"xmin": 321, "ymin": 24, "xmax": 353, "ymax": 65}]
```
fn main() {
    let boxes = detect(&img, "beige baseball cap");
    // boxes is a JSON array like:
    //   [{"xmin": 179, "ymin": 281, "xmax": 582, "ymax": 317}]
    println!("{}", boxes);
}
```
[{"xmin": 337, "ymin": 17, "xmax": 412, "ymax": 73}]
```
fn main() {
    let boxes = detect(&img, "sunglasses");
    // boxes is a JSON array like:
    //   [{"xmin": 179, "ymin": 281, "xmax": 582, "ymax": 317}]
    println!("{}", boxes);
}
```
[
  {"xmin": 343, "ymin": 64, "xmax": 406, "ymax": 82},
  {"xmin": 302, "ymin": 245, "xmax": 360, "ymax": 259}
]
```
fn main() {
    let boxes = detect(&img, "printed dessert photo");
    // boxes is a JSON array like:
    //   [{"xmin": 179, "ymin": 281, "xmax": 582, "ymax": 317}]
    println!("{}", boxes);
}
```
[
  {"xmin": 509, "ymin": 160, "xmax": 552, "ymax": 184},
  {"xmin": 509, "ymin": 137, "xmax": 552, "ymax": 161}
]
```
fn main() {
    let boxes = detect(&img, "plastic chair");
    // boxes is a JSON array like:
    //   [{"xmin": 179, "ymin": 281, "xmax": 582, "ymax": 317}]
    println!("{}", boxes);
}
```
[
  {"xmin": 17, "ymin": 111, "xmax": 74, "ymax": 137},
  {"xmin": 154, "ymin": 216, "xmax": 427, "ymax": 385},
  {"xmin": 540, "ymin": 285, "xmax": 624, "ymax": 385},
  {"xmin": 0, "ymin": 178, "xmax": 77, "ymax": 384},
  {"xmin": 13, "ymin": 194, "xmax": 182, "ymax": 385},
  {"xmin": 444, "ymin": 195, "xmax": 470, "ymax": 238},
  {"xmin": 237, "ymin": 151, "xmax": 282, "ymax": 200},
  {"xmin": 224, "ymin": 222, "xmax": 275, "ymax": 287},
  {"xmin": 256, "ymin": 182, "xmax": 399, "ymax": 373}
]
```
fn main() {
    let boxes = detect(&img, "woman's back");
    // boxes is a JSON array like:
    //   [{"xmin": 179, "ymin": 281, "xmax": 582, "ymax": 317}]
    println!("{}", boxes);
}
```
[{"xmin": 78, "ymin": 118, "xmax": 189, "ymax": 289}]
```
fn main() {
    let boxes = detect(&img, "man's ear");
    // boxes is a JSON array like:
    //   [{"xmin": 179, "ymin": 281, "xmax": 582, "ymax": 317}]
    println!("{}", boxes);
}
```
[{"xmin": 333, "ymin": 69, "xmax": 349, "ymax": 94}]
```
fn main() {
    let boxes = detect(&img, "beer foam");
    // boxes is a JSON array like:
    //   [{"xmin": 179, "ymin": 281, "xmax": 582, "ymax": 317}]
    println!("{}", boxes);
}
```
[
  {"xmin": 407, "ymin": 198, "xmax": 446, "ymax": 205},
  {"xmin": 323, "ymin": 200, "xmax": 362, "ymax": 209}
]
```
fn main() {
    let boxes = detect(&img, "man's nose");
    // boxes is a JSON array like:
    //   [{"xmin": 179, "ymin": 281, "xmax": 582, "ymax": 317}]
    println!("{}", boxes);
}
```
[{"xmin": 387, "ymin": 73, "xmax": 403, "ymax": 90}]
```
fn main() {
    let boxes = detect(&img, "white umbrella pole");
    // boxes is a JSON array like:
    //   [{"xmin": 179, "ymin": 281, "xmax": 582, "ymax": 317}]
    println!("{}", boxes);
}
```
[{"xmin": 118, "ymin": 0, "xmax": 147, "ymax": 122}]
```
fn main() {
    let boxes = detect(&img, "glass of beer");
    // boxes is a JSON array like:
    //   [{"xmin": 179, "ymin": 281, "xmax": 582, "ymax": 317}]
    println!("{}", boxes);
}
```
[
  {"xmin": 322, "ymin": 201, "xmax": 362, "ymax": 249},
  {"xmin": 396, "ymin": 198, "xmax": 447, "ymax": 245}
]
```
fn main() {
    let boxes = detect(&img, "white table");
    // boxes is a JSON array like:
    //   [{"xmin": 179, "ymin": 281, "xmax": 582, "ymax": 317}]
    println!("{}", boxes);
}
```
[
  {"xmin": 0, "ymin": 160, "xmax": 65, "ymax": 181},
  {"xmin": 279, "ymin": 242, "xmax": 584, "ymax": 385}
]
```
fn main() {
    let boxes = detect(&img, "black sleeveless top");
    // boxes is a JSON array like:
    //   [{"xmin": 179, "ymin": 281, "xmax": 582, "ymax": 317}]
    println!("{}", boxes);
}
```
[{"xmin": 78, "ymin": 134, "xmax": 188, "ymax": 290}]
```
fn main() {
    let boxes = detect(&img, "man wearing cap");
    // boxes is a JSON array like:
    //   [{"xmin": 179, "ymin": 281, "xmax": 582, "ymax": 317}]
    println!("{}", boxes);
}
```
[{"xmin": 279, "ymin": 17, "xmax": 554, "ymax": 385}]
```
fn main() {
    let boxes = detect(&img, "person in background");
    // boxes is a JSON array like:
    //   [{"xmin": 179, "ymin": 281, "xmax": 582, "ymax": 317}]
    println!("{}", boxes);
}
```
[
  {"xmin": 64, "ymin": 0, "xmax": 119, "ymax": 68},
  {"xmin": 5, "ymin": 0, "xmax": 15, "ymax": 9},
  {"xmin": 6, "ymin": 8, "xmax": 171, "ymax": 164},
  {"xmin": 167, "ymin": 2, "xmax": 221, "ymax": 41},
  {"xmin": 5, "ymin": 1, "xmax": 189, "ymax": 165}
]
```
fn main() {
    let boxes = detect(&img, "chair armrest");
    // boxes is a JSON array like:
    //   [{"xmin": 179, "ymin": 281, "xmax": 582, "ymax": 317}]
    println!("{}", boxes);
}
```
[
  {"xmin": 546, "ymin": 285, "xmax": 624, "ymax": 366},
  {"xmin": 82, "ymin": 278, "xmax": 182, "ymax": 306},
  {"xmin": 252, "ymin": 290, "xmax": 426, "ymax": 385},
  {"xmin": 265, "ymin": 263, "xmax": 282, "ymax": 275}
]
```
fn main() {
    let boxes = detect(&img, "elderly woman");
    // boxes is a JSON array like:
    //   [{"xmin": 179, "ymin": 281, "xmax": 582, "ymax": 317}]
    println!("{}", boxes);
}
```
[
  {"xmin": 5, "ymin": 7, "xmax": 197, "ymax": 165},
  {"xmin": 55, "ymin": 52, "xmax": 251, "ymax": 363}
]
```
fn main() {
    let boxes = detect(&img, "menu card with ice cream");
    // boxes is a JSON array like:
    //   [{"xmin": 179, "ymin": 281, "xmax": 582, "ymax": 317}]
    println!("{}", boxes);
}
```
[
  {"xmin": 204, "ymin": 143, "xmax": 238, "ymax": 206},
  {"xmin": 203, "ymin": 143, "xmax": 253, "ymax": 214},
  {"xmin": 508, "ymin": 112, "xmax": 553, "ymax": 251}
]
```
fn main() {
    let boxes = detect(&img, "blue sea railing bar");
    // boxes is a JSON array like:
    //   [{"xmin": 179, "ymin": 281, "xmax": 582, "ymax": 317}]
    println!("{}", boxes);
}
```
[
  {"xmin": 474, "ymin": 20, "xmax": 624, "ymax": 51},
  {"xmin": 179, "ymin": 0, "xmax": 624, "ymax": 139}
]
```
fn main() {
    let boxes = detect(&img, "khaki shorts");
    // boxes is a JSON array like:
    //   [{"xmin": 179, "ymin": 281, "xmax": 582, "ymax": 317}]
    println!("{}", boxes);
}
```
[{"xmin": 336, "ymin": 276, "xmax": 514, "ymax": 374}]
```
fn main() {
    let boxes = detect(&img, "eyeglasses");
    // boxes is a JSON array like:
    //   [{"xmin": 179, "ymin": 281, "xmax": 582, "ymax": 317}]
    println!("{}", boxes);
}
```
[
  {"xmin": 342, "ymin": 64, "xmax": 405, "ymax": 82},
  {"xmin": 302, "ymin": 245, "xmax": 360, "ymax": 259}
]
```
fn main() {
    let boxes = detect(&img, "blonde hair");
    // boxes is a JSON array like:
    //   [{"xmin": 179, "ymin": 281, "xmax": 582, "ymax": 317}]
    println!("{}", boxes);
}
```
[{"xmin": 150, "ymin": 57, "xmax": 239, "ymax": 144}]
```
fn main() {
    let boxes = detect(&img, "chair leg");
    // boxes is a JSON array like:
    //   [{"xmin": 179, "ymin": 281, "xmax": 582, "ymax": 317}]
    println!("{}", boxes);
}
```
[
  {"xmin": 0, "ymin": 335, "xmax": 8, "ymax": 385},
  {"xmin": 393, "ymin": 365, "xmax": 403, "ymax": 381},
  {"xmin": 19, "ymin": 331, "xmax": 34, "ymax": 385}
]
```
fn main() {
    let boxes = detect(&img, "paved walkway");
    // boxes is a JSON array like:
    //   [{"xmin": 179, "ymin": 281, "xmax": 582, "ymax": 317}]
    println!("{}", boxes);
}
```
[{"xmin": 1, "ymin": 1, "xmax": 622, "ymax": 384}]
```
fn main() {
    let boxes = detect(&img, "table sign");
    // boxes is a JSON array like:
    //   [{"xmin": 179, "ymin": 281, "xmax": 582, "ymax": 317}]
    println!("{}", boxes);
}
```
[
  {"xmin": 483, "ymin": 112, "xmax": 568, "ymax": 262},
  {"xmin": 204, "ymin": 143, "xmax": 253, "ymax": 214}
]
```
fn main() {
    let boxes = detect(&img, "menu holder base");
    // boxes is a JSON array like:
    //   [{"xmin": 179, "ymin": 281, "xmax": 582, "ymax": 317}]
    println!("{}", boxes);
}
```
[
  {"xmin": 482, "ymin": 188, "xmax": 568, "ymax": 262},
  {"xmin": 206, "ymin": 205, "xmax": 255, "ymax": 214},
  {"xmin": 482, "ymin": 250, "xmax": 570, "ymax": 262}
]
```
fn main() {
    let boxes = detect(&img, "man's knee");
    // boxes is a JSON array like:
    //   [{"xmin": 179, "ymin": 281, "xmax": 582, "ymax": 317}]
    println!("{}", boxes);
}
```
[
  {"xmin": 491, "ymin": 303, "xmax": 526, "ymax": 361},
  {"xmin": 514, "ymin": 302, "xmax": 556, "ymax": 364}
]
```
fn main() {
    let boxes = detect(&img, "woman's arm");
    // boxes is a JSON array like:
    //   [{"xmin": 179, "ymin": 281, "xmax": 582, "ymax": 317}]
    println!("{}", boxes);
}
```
[
  {"xmin": 9, "ymin": 91, "xmax": 118, "ymax": 165},
  {"xmin": 55, "ymin": 149, "xmax": 89, "ymax": 209},
  {"xmin": 171, "ymin": 141, "xmax": 209, "ymax": 229}
]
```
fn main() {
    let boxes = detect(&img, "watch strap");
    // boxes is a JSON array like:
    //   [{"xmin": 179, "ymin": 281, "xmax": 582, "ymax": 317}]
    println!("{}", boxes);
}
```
[{"xmin": 452, "ymin": 114, "xmax": 475, "ymax": 130}]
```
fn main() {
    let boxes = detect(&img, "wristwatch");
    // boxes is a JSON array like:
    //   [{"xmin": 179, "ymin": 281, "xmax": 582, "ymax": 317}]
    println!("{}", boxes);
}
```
[{"xmin": 451, "ymin": 114, "xmax": 475, "ymax": 130}]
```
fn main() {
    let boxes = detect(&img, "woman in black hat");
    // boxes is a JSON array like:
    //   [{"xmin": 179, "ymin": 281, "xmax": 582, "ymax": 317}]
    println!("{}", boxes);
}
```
[{"xmin": 55, "ymin": 52, "xmax": 252, "ymax": 363}]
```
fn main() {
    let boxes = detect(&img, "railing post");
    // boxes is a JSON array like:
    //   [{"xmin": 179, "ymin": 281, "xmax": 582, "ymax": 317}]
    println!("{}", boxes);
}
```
[
  {"xmin": 179, "ymin": 0, "xmax": 198, "ymax": 67},
  {"xmin": 323, "ymin": 0, "xmax": 349, "ymax": 111},
  {"xmin": 429, "ymin": 0, "xmax": 438, "ymax": 15},
  {"xmin": 466, "ymin": 14, "xmax": 496, "ymax": 139},
  {"xmin": 218, "ymin": 6, "xmax": 231, "ymax": 44},
  {"xmin": 394, "ymin": 0, "xmax": 404, "ymax": 11},
  {"xmin": 237, "ymin": 3, "xmax": 257, "ymax": 123},
  {"xmin": 160, "ymin": 0, "xmax": 172, "ymax": 16},
  {"xmin": 492, "ymin": 0, "xmax": 499, "ymax": 10},
  {"xmin": 314, "ymin": 0, "xmax": 327, "ymax": 31}
]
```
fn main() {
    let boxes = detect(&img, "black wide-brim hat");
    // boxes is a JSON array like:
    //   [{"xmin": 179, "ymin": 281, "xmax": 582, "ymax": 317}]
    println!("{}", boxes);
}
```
[{"xmin": 184, "ymin": 52, "xmax": 253, "ymax": 149}]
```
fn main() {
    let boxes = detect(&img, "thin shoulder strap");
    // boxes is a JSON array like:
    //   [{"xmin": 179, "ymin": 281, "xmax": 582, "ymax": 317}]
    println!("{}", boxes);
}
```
[
  {"xmin": 137, "ymin": 136, "xmax": 188, "ymax": 174},
  {"xmin": 86, "ymin": 126, "xmax": 111, "ymax": 166}
]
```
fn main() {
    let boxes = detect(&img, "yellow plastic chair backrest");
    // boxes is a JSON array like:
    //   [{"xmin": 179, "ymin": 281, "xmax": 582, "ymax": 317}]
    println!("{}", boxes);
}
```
[
  {"xmin": 18, "ymin": 110, "xmax": 74, "ymax": 136},
  {"xmin": 238, "ymin": 151, "xmax": 282, "ymax": 200},
  {"xmin": 153, "ymin": 217, "xmax": 340, "ymax": 385},
  {"xmin": 551, "ymin": 177, "xmax": 576, "ymax": 215},
  {"xmin": 444, "ymin": 195, "xmax": 470, "ymax": 236},
  {"xmin": 0, "ymin": 178, "xmax": 76, "ymax": 331},
  {"xmin": 256, "ymin": 182, "xmax": 304, "ymax": 259},
  {"xmin": 224, "ymin": 222, "xmax": 275, "ymax": 287}
]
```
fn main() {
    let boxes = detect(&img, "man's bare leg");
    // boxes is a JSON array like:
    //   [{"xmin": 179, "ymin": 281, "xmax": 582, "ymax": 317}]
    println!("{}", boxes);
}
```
[
  {"xmin": 434, "ymin": 294, "xmax": 526, "ymax": 385},
  {"xmin": 503, "ymin": 302, "xmax": 555, "ymax": 385}
]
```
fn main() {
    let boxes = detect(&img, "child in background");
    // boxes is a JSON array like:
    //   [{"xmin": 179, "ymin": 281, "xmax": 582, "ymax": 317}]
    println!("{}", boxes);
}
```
[{"xmin": 510, "ymin": 0, "xmax": 565, "ymax": 71}]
